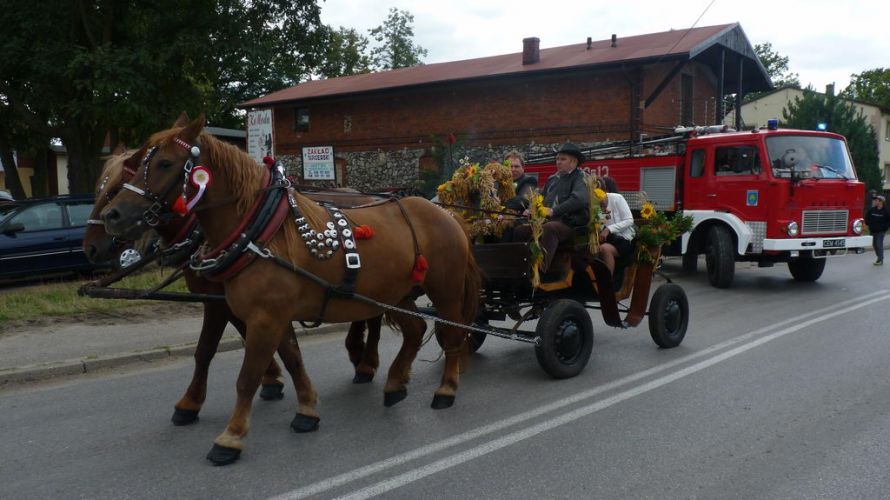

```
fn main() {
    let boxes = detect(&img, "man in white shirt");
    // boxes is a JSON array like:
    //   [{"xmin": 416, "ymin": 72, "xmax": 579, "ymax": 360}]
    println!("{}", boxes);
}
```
[{"xmin": 596, "ymin": 179, "xmax": 635, "ymax": 274}]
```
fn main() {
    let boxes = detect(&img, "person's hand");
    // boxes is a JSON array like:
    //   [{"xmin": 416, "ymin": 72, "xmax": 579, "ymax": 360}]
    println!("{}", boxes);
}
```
[
  {"xmin": 522, "ymin": 208, "xmax": 531, "ymax": 217},
  {"xmin": 599, "ymin": 227, "xmax": 609, "ymax": 243}
]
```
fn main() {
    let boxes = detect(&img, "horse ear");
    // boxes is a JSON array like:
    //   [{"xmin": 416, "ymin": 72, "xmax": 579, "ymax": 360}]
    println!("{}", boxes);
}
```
[
  {"xmin": 173, "ymin": 112, "xmax": 190, "ymax": 128},
  {"xmin": 123, "ymin": 145, "xmax": 147, "ymax": 171},
  {"xmin": 179, "ymin": 113, "xmax": 206, "ymax": 142}
]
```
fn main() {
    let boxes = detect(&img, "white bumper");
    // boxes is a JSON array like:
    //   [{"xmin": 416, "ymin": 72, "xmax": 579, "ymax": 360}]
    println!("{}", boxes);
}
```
[{"xmin": 762, "ymin": 235, "xmax": 872, "ymax": 251}]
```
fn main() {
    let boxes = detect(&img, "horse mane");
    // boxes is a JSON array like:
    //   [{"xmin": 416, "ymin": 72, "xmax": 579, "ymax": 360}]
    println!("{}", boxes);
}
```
[{"xmin": 96, "ymin": 150, "xmax": 134, "ymax": 198}]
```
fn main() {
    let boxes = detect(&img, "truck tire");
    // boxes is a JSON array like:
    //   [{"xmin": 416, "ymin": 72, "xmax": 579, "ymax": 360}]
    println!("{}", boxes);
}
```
[
  {"xmin": 648, "ymin": 283, "xmax": 689, "ymax": 348},
  {"xmin": 788, "ymin": 257, "xmax": 826, "ymax": 282},
  {"xmin": 534, "ymin": 299, "xmax": 594, "ymax": 379},
  {"xmin": 705, "ymin": 225, "xmax": 735, "ymax": 288},
  {"xmin": 682, "ymin": 251, "xmax": 698, "ymax": 273}
]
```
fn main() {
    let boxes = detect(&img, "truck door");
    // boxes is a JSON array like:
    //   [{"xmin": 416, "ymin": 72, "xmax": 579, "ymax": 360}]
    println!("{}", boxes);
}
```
[
  {"xmin": 710, "ymin": 144, "xmax": 769, "ymax": 223},
  {"xmin": 682, "ymin": 148, "xmax": 710, "ymax": 209}
]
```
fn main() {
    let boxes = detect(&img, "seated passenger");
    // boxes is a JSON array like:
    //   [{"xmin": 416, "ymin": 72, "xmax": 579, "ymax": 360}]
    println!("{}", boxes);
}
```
[
  {"xmin": 503, "ymin": 150, "xmax": 538, "ymax": 212},
  {"xmin": 596, "ymin": 177, "xmax": 635, "ymax": 274},
  {"xmin": 512, "ymin": 142, "xmax": 589, "ymax": 273}
]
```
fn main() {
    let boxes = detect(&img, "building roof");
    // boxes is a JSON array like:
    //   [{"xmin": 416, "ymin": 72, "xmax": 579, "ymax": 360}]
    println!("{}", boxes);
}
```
[{"xmin": 241, "ymin": 22, "xmax": 771, "ymax": 109}]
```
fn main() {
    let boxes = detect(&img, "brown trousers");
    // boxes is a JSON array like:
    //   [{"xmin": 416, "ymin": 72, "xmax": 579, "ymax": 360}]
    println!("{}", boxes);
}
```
[{"xmin": 512, "ymin": 220, "xmax": 574, "ymax": 272}]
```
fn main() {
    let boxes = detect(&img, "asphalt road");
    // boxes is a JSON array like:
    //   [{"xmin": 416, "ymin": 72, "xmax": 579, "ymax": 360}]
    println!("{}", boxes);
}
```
[{"xmin": 2, "ymin": 253, "xmax": 890, "ymax": 499}]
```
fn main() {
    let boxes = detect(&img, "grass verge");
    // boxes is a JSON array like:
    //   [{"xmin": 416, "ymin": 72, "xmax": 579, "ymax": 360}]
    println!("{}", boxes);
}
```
[{"xmin": 0, "ymin": 269, "xmax": 191, "ymax": 322}]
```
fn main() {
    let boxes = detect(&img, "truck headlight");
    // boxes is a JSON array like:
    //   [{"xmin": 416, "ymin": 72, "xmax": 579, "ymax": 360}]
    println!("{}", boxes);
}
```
[
  {"xmin": 852, "ymin": 218, "xmax": 864, "ymax": 235},
  {"xmin": 786, "ymin": 221, "xmax": 799, "ymax": 237}
]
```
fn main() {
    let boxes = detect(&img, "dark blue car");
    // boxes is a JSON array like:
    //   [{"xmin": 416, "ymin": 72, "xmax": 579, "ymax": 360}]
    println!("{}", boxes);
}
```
[{"xmin": 0, "ymin": 194, "xmax": 120, "ymax": 280}]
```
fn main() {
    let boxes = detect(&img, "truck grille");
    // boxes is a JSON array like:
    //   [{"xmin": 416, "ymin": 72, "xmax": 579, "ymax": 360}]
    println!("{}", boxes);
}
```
[{"xmin": 801, "ymin": 210, "xmax": 848, "ymax": 235}]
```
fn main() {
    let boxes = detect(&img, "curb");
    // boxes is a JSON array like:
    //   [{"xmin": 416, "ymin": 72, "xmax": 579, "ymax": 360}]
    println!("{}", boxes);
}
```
[{"xmin": 0, "ymin": 323, "xmax": 344, "ymax": 386}]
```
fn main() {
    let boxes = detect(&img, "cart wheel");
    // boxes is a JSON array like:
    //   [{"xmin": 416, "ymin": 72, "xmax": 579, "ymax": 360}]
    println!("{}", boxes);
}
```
[
  {"xmin": 534, "ymin": 299, "xmax": 594, "ymax": 379},
  {"xmin": 648, "ymin": 283, "xmax": 689, "ymax": 348}
]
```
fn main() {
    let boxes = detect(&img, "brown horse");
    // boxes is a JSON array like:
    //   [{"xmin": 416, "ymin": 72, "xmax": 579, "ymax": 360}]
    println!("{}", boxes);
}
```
[
  {"xmin": 84, "ymin": 149, "xmax": 386, "ymax": 428},
  {"xmin": 101, "ymin": 115, "xmax": 481, "ymax": 466}
]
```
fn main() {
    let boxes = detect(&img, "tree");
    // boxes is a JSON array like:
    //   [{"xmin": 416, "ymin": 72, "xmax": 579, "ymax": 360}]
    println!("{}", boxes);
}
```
[
  {"xmin": 841, "ymin": 68, "xmax": 890, "ymax": 109},
  {"xmin": 318, "ymin": 26, "xmax": 373, "ymax": 78},
  {"xmin": 368, "ymin": 8, "xmax": 428, "ymax": 70},
  {"xmin": 754, "ymin": 42, "xmax": 800, "ymax": 90},
  {"xmin": 783, "ymin": 88, "xmax": 882, "ymax": 192},
  {"xmin": 0, "ymin": 0, "xmax": 326, "ymax": 194}
]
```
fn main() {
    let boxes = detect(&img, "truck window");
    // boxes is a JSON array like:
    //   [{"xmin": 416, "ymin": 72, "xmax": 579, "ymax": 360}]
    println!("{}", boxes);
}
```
[
  {"xmin": 714, "ymin": 146, "xmax": 760, "ymax": 176},
  {"xmin": 765, "ymin": 135, "xmax": 856, "ymax": 179},
  {"xmin": 689, "ymin": 149, "xmax": 705, "ymax": 177}
]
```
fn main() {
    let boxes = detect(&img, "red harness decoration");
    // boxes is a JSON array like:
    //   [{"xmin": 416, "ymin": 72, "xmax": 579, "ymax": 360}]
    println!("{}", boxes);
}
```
[
  {"xmin": 353, "ymin": 225, "xmax": 374, "ymax": 239},
  {"xmin": 411, "ymin": 254, "xmax": 429, "ymax": 283}
]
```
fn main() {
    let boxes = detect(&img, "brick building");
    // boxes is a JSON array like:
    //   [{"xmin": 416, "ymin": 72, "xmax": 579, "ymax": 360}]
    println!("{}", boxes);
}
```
[{"xmin": 240, "ymin": 23, "xmax": 771, "ymax": 191}]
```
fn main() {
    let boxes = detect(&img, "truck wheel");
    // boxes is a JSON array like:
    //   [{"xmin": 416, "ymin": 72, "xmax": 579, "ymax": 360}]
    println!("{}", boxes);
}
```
[
  {"xmin": 705, "ymin": 225, "xmax": 735, "ymax": 288},
  {"xmin": 534, "ymin": 299, "xmax": 594, "ymax": 379},
  {"xmin": 788, "ymin": 257, "xmax": 826, "ymax": 282},
  {"xmin": 648, "ymin": 283, "xmax": 689, "ymax": 348},
  {"xmin": 682, "ymin": 251, "xmax": 698, "ymax": 272}
]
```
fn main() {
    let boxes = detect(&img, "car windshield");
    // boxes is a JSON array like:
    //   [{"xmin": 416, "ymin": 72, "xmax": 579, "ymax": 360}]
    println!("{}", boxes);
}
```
[{"xmin": 765, "ymin": 135, "xmax": 857, "ymax": 180}]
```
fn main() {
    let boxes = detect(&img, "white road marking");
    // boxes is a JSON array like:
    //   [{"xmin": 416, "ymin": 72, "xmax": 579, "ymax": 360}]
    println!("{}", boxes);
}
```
[{"xmin": 270, "ymin": 290, "xmax": 890, "ymax": 500}]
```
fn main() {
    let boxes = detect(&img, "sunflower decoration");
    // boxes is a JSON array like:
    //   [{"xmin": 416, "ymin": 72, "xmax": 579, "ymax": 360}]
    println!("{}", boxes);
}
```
[
  {"xmin": 438, "ymin": 158, "xmax": 516, "ymax": 241},
  {"xmin": 584, "ymin": 175, "xmax": 606, "ymax": 254},
  {"xmin": 526, "ymin": 191, "xmax": 547, "ymax": 287},
  {"xmin": 633, "ymin": 196, "xmax": 693, "ymax": 264}
]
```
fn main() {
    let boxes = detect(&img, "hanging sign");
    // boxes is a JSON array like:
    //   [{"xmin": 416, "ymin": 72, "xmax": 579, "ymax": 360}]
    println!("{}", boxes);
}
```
[{"xmin": 302, "ymin": 146, "xmax": 336, "ymax": 180}]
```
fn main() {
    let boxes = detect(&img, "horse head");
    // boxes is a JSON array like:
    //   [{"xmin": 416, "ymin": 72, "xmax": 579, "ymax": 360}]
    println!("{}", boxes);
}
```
[
  {"xmin": 83, "ymin": 147, "xmax": 147, "ymax": 263},
  {"xmin": 102, "ymin": 114, "xmax": 207, "ymax": 240}
]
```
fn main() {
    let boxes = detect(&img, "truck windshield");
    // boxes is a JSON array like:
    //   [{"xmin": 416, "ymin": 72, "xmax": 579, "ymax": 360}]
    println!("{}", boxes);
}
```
[{"xmin": 765, "ymin": 135, "xmax": 856, "ymax": 180}]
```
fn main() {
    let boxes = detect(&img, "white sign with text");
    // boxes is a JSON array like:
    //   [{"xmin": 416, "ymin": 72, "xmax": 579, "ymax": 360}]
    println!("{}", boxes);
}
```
[
  {"xmin": 302, "ymin": 146, "xmax": 336, "ymax": 180},
  {"xmin": 246, "ymin": 109, "xmax": 274, "ymax": 165}
]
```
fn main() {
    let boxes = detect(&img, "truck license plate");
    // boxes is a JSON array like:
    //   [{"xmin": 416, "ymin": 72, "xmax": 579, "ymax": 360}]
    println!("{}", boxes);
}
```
[{"xmin": 823, "ymin": 238, "xmax": 844, "ymax": 248}]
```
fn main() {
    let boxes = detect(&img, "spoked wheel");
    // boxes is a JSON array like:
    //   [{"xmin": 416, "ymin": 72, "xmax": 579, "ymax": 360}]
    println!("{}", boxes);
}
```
[
  {"xmin": 648, "ymin": 283, "xmax": 689, "ymax": 348},
  {"xmin": 534, "ymin": 299, "xmax": 594, "ymax": 379}
]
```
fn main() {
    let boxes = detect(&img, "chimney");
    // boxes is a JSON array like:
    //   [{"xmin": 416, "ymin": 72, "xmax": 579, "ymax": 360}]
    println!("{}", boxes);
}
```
[
  {"xmin": 826, "ymin": 83, "xmax": 835, "ymax": 96},
  {"xmin": 522, "ymin": 37, "xmax": 540, "ymax": 65},
  {"xmin": 586, "ymin": 37, "xmax": 592, "ymax": 50},
  {"xmin": 611, "ymin": 34, "xmax": 617, "ymax": 47}
]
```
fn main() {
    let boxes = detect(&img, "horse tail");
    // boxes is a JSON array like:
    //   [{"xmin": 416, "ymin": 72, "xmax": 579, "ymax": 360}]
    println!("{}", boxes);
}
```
[{"xmin": 461, "ymin": 245, "xmax": 483, "ymax": 328}]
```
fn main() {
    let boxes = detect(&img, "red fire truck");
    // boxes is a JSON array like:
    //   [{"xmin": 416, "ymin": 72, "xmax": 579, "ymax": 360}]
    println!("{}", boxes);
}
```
[{"xmin": 525, "ymin": 123, "xmax": 871, "ymax": 288}]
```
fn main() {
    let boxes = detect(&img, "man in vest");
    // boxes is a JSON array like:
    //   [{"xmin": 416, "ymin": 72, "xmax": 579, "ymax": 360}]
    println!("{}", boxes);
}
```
[{"xmin": 504, "ymin": 150, "xmax": 538, "ymax": 212}]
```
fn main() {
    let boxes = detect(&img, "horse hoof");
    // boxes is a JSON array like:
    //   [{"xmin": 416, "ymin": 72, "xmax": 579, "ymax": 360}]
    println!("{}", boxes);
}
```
[
  {"xmin": 259, "ymin": 383, "xmax": 285, "ymax": 401},
  {"xmin": 206, "ymin": 444, "xmax": 241, "ymax": 466},
  {"xmin": 291, "ymin": 413, "xmax": 320, "ymax": 433},
  {"xmin": 383, "ymin": 389, "xmax": 408, "ymax": 407},
  {"xmin": 352, "ymin": 372, "xmax": 374, "ymax": 384},
  {"xmin": 431, "ymin": 394, "xmax": 455, "ymax": 409},
  {"xmin": 171, "ymin": 407, "xmax": 199, "ymax": 426}
]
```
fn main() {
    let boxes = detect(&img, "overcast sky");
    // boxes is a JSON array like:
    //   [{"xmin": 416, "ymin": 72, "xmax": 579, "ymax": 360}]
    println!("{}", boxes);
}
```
[{"xmin": 320, "ymin": 0, "xmax": 889, "ymax": 92}]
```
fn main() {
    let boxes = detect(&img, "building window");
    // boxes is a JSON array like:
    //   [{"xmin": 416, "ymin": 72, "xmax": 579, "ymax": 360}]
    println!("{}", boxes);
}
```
[
  {"xmin": 295, "ymin": 108, "xmax": 310, "ymax": 132},
  {"xmin": 885, "ymin": 119, "xmax": 890, "ymax": 141},
  {"xmin": 714, "ymin": 146, "xmax": 761, "ymax": 176},
  {"xmin": 681, "ymin": 74, "xmax": 693, "ymax": 126}
]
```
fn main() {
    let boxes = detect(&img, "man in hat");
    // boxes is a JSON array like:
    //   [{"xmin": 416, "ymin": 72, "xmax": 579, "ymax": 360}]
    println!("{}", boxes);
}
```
[{"xmin": 512, "ymin": 142, "xmax": 590, "ymax": 274}]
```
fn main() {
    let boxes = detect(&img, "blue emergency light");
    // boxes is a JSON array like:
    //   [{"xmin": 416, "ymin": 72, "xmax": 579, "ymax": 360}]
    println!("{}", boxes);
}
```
[
  {"xmin": 767, "ymin": 119, "xmax": 779, "ymax": 130},
  {"xmin": 817, "ymin": 122, "xmax": 828, "ymax": 131}
]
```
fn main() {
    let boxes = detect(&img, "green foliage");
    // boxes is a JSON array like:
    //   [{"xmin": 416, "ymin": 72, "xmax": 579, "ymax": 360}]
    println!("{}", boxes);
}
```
[
  {"xmin": 782, "ymin": 88, "xmax": 882, "ymax": 192},
  {"xmin": 635, "ymin": 210, "xmax": 693, "ymax": 264},
  {"xmin": 737, "ymin": 42, "xmax": 801, "ymax": 107},
  {"xmin": 369, "ymin": 8, "xmax": 428, "ymax": 70},
  {"xmin": 841, "ymin": 68, "xmax": 890, "ymax": 109},
  {"xmin": 319, "ymin": 26, "xmax": 373, "ymax": 78},
  {"xmin": 0, "ymin": 0, "xmax": 326, "ymax": 193}
]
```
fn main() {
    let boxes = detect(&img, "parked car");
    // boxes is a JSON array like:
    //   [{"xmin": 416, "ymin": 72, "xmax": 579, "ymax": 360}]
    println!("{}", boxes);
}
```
[{"xmin": 0, "ymin": 194, "xmax": 140, "ymax": 280}]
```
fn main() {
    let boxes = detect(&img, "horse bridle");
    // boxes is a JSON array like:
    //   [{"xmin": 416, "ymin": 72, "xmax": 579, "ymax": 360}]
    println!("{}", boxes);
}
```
[{"xmin": 120, "ymin": 137, "xmax": 201, "ymax": 227}]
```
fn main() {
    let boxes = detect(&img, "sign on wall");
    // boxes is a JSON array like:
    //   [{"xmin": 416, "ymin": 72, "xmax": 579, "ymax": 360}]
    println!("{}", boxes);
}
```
[
  {"xmin": 302, "ymin": 146, "xmax": 336, "ymax": 180},
  {"xmin": 246, "ymin": 109, "xmax": 274, "ymax": 165}
]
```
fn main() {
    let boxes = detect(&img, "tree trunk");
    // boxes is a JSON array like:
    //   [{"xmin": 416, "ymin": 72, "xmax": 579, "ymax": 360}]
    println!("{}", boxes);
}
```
[
  {"xmin": 31, "ymin": 147, "xmax": 50, "ymax": 197},
  {"xmin": 0, "ymin": 139, "xmax": 26, "ymax": 199}
]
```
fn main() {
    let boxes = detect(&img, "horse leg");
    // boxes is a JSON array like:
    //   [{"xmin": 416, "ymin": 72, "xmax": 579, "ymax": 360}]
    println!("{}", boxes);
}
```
[
  {"xmin": 353, "ymin": 315, "xmax": 382, "ymax": 384},
  {"xmin": 206, "ymin": 317, "xmax": 285, "ymax": 466},
  {"xmin": 250, "ymin": 314, "xmax": 286, "ymax": 401},
  {"xmin": 275, "ymin": 325, "xmax": 321, "ymax": 433},
  {"xmin": 346, "ymin": 316, "xmax": 383, "ymax": 384},
  {"xmin": 345, "ymin": 320, "xmax": 370, "ymax": 382},
  {"xmin": 382, "ymin": 302, "xmax": 426, "ymax": 407},
  {"xmin": 424, "ymin": 297, "xmax": 470, "ymax": 410},
  {"xmin": 172, "ymin": 303, "xmax": 229, "ymax": 426}
]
